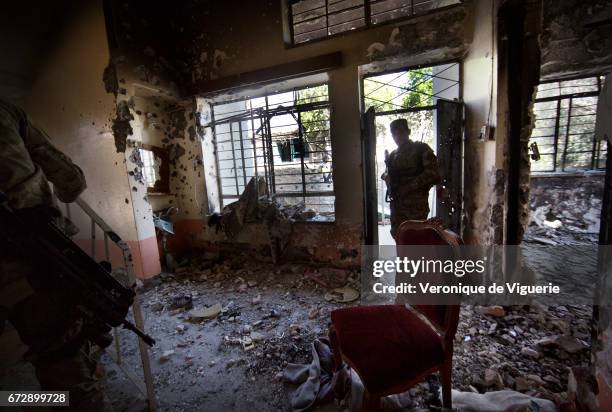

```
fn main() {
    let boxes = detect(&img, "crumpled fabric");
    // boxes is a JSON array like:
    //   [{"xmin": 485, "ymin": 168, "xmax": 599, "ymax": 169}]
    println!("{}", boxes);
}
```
[
  {"xmin": 450, "ymin": 389, "xmax": 556, "ymax": 412},
  {"xmin": 282, "ymin": 338, "xmax": 348, "ymax": 411},
  {"xmin": 283, "ymin": 339, "xmax": 413, "ymax": 412}
]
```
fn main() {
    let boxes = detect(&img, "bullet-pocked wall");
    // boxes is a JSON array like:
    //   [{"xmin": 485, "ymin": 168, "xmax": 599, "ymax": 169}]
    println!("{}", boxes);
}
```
[
  {"xmin": 101, "ymin": 0, "xmax": 191, "ymax": 278},
  {"xmin": 162, "ymin": 0, "xmax": 492, "ymax": 264},
  {"xmin": 22, "ymin": 1, "xmax": 158, "ymax": 278}
]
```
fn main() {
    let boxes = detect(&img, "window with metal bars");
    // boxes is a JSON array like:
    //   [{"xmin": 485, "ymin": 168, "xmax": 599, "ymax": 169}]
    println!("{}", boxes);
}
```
[
  {"xmin": 288, "ymin": 0, "xmax": 462, "ymax": 44},
  {"xmin": 529, "ymin": 76, "xmax": 606, "ymax": 173},
  {"xmin": 211, "ymin": 84, "xmax": 335, "ymax": 221}
]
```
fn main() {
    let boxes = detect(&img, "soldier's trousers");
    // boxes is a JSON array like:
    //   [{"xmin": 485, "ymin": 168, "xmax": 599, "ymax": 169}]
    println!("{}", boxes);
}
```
[
  {"xmin": 1, "ymin": 254, "xmax": 112, "ymax": 411},
  {"xmin": 390, "ymin": 201, "xmax": 430, "ymax": 240}
]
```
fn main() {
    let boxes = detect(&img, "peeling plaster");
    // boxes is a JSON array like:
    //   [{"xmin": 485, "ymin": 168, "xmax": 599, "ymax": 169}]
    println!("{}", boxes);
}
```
[{"xmin": 111, "ymin": 100, "xmax": 134, "ymax": 153}]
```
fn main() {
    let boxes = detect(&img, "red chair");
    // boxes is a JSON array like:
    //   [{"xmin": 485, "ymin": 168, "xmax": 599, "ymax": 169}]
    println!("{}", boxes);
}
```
[{"xmin": 329, "ymin": 219, "xmax": 461, "ymax": 411}]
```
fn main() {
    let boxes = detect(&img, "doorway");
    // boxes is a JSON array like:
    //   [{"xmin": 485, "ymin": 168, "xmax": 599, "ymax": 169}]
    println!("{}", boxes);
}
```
[{"xmin": 361, "ymin": 62, "xmax": 462, "ymax": 245}]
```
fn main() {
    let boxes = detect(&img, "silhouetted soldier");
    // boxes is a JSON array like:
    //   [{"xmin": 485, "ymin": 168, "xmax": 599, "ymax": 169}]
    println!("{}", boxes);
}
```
[{"xmin": 382, "ymin": 118, "xmax": 441, "ymax": 239}]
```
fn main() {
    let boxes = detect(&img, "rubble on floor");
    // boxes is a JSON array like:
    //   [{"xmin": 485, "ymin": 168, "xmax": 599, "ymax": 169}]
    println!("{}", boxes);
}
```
[
  {"xmin": 208, "ymin": 177, "xmax": 333, "ymax": 259},
  {"xmin": 525, "ymin": 203, "xmax": 600, "ymax": 245},
  {"xmin": 99, "ymin": 257, "xmax": 594, "ymax": 411}
]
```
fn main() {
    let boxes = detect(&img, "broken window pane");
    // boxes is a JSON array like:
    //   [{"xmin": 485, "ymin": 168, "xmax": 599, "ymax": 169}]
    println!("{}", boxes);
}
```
[{"xmin": 210, "ymin": 84, "xmax": 335, "ymax": 220}]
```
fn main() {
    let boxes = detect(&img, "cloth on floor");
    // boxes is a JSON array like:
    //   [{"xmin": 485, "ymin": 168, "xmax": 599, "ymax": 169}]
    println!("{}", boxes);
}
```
[
  {"xmin": 283, "ymin": 339, "xmax": 413, "ymax": 412},
  {"xmin": 282, "ymin": 338, "xmax": 348, "ymax": 411},
  {"xmin": 348, "ymin": 368, "xmax": 413, "ymax": 412},
  {"xmin": 450, "ymin": 389, "xmax": 556, "ymax": 412}
]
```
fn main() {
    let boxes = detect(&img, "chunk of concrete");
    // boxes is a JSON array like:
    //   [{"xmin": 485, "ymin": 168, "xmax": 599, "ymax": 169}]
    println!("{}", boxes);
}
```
[
  {"xmin": 450, "ymin": 389, "xmax": 556, "ymax": 412},
  {"xmin": 189, "ymin": 303, "xmax": 222, "ymax": 320}
]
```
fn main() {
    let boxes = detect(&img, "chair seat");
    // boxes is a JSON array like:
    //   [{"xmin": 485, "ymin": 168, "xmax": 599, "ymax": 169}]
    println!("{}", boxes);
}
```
[{"xmin": 331, "ymin": 305, "xmax": 445, "ymax": 394}]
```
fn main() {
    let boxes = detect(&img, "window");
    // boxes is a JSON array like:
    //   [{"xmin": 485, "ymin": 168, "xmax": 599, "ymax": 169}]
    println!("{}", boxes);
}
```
[
  {"xmin": 140, "ymin": 145, "xmax": 170, "ymax": 194},
  {"xmin": 288, "ymin": 0, "xmax": 462, "ymax": 44},
  {"xmin": 210, "ymin": 84, "xmax": 334, "ymax": 221},
  {"xmin": 277, "ymin": 138, "xmax": 309, "ymax": 162},
  {"xmin": 369, "ymin": 0, "xmax": 461, "ymax": 25},
  {"xmin": 363, "ymin": 62, "xmax": 460, "ymax": 113},
  {"xmin": 529, "ymin": 76, "xmax": 606, "ymax": 173}
]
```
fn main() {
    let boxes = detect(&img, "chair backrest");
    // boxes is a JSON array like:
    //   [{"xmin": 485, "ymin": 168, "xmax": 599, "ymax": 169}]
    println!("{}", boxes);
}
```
[{"xmin": 396, "ymin": 218, "xmax": 462, "ymax": 341}]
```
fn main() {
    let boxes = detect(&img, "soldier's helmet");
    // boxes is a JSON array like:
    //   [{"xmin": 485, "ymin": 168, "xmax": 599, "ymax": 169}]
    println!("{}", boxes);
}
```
[{"xmin": 390, "ymin": 118, "xmax": 409, "ymax": 131}]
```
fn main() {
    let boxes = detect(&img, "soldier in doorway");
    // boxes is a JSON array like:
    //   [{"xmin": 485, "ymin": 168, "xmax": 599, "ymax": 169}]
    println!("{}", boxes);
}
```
[{"xmin": 382, "ymin": 118, "xmax": 441, "ymax": 239}]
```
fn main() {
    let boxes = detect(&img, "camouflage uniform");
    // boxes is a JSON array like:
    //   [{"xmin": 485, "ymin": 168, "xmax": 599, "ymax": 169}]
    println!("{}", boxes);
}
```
[
  {"xmin": 386, "ymin": 140, "xmax": 441, "ymax": 239},
  {"xmin": 0, "ymin": 99, "xmax": 112, "ymax": 411}
]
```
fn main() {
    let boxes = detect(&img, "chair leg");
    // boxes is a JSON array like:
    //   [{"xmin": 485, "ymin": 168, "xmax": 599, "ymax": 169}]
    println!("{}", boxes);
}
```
[
  {"xmin": 328, "ymin": 326, "xmax": 344, "ymax": 372},
  {"xmin": 440, "ymin": 360, "xmax": 452, "ymax": 410},
  {"xmin": 363, "ymin": 390, "xmax": 380, "ymax": 412}
]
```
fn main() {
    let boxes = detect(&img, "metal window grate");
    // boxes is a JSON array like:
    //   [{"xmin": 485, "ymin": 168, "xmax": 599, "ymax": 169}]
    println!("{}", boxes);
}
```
[
  {"xmin": 529, "ymin": 76, "xmax": 605, "ymax": 173},
  {"xmin": 288, "ymin": 0, "xmax": 461, "ymax": 44},
  {"xmin": 290, "ymin": 0, "xmax": 366, "ymax": 44},
  {"xmin": 211, "ymin": 84, "xmax": 335, "ymax": 220},
  {"xmin": 369, "ymin": 0, "xmax": 461, "ymax": 25},
  {"xmin": 363, "ymin": 62, "xmax": 460, "ymax": 115}
]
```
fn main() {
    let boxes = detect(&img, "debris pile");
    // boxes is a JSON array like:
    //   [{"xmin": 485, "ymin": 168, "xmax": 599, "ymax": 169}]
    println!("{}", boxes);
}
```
[
  {"xmin": 453, "ymin": 304, "xmax": 594, "ymax": 411},
  {"xmin": 526, "ymin": 185, "xmax": 602, "ymax": 245},
  {"xmin": 208, "ymin": 177, "xmax": 332, "ymax": 263},
  {"xmin": 101, "ymin": 258, "xmax": 594, "ymax": 411}
]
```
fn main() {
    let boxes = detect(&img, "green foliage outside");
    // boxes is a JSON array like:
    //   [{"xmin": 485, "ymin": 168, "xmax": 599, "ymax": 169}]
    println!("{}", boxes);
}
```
[
  {"xmin": 364, "ymin": 69, "xmax": 435, "ymax": 141},
  {"xmin": 402, "ymin": 67, "xmax": 433, "ymax": 108},
  {"xmin": 295, "ymin": 85, "xmax": 331, "ymax": 155}
]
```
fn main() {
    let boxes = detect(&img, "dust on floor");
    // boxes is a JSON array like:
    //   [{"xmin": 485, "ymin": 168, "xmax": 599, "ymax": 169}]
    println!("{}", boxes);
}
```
[{"xmin": 101, "ymin": 257, "xmax": 593, "ymax": 411}]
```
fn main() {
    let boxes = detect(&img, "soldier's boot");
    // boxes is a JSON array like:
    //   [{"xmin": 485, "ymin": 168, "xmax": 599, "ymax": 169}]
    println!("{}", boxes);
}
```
[{"xmin": 33, "ymin": 344, "xmax": 114, "ymax": 412}]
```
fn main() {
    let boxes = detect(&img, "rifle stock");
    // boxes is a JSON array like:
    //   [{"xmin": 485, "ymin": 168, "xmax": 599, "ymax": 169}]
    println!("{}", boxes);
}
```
[{"xmin": 0, "ymin": 193, "xmax": 155, "ymax": 347}]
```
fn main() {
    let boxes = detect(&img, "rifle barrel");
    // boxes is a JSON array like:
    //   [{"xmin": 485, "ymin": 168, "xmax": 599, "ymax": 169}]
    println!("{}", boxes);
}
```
[{"xmin": 122, "ymin": 320, "xmax": 156, "ymax": 347}]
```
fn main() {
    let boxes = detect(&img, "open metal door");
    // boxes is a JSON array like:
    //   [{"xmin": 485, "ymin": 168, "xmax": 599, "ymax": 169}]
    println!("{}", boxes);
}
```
[
  {"xmin": 362, "ymin": 107, "xmax": 378, "ymax": 245},
  {"xmin": 436, "ymin": 99, "xmax": 464, "ymax": 234}
]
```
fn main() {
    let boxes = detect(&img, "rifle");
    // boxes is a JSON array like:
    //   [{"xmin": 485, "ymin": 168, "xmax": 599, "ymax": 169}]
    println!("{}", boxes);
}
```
[
  {"xmin": 0, "ymin": 192, "xmax": 155, "ymax": 347},
  {"xmin": 382, "ymin": 149, "xmax": 393, "ymax": 202}
]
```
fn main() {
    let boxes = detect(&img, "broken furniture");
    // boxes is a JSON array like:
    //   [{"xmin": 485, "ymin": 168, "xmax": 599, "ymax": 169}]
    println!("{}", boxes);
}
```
[{"xmin": 329, "ymin": 219, "xmax": 461, "ymax": 411}]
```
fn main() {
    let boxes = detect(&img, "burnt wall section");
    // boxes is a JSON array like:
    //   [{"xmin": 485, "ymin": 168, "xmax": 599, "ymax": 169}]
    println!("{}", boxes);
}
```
[
  {"xmin": 367, "ymin": 5, "xmax": 468, "ymax": 63},
  {"xmin": 540, "ymin": 0, "xmax": 612, "ymax": 80},
  {"xmin": 179, "ymin": 0, "xmax": 470, "ymax": 90},
  {"xmin": 103, "ymin": 0, "xmax": 184, "ymax": 94}
]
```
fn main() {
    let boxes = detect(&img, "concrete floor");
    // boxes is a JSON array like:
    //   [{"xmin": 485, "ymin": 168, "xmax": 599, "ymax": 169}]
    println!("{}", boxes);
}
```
[{"xmin": 0, "ymin": 253, "xmax": 596, "ymax": 411}]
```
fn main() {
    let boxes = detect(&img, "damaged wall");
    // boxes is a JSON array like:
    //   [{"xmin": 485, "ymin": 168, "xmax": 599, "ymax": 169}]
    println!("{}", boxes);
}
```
[
  {"xmin": 540, "ymin": 0, "xmax": 612, "ymax": 80},
  {"xmin": 158, "ymin": 0, "xmax": 473, "ymax": 263},
  {"xmin": 98, "ymin": 0, "xmax": 200, "ymax": 276},
  {"xmin": 461, "ymin": 0, "xmax": 503, "ymax": 245},
  {"xmin": 22, "ymin": 1, "xmax": 156, "ymax": 278}
]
